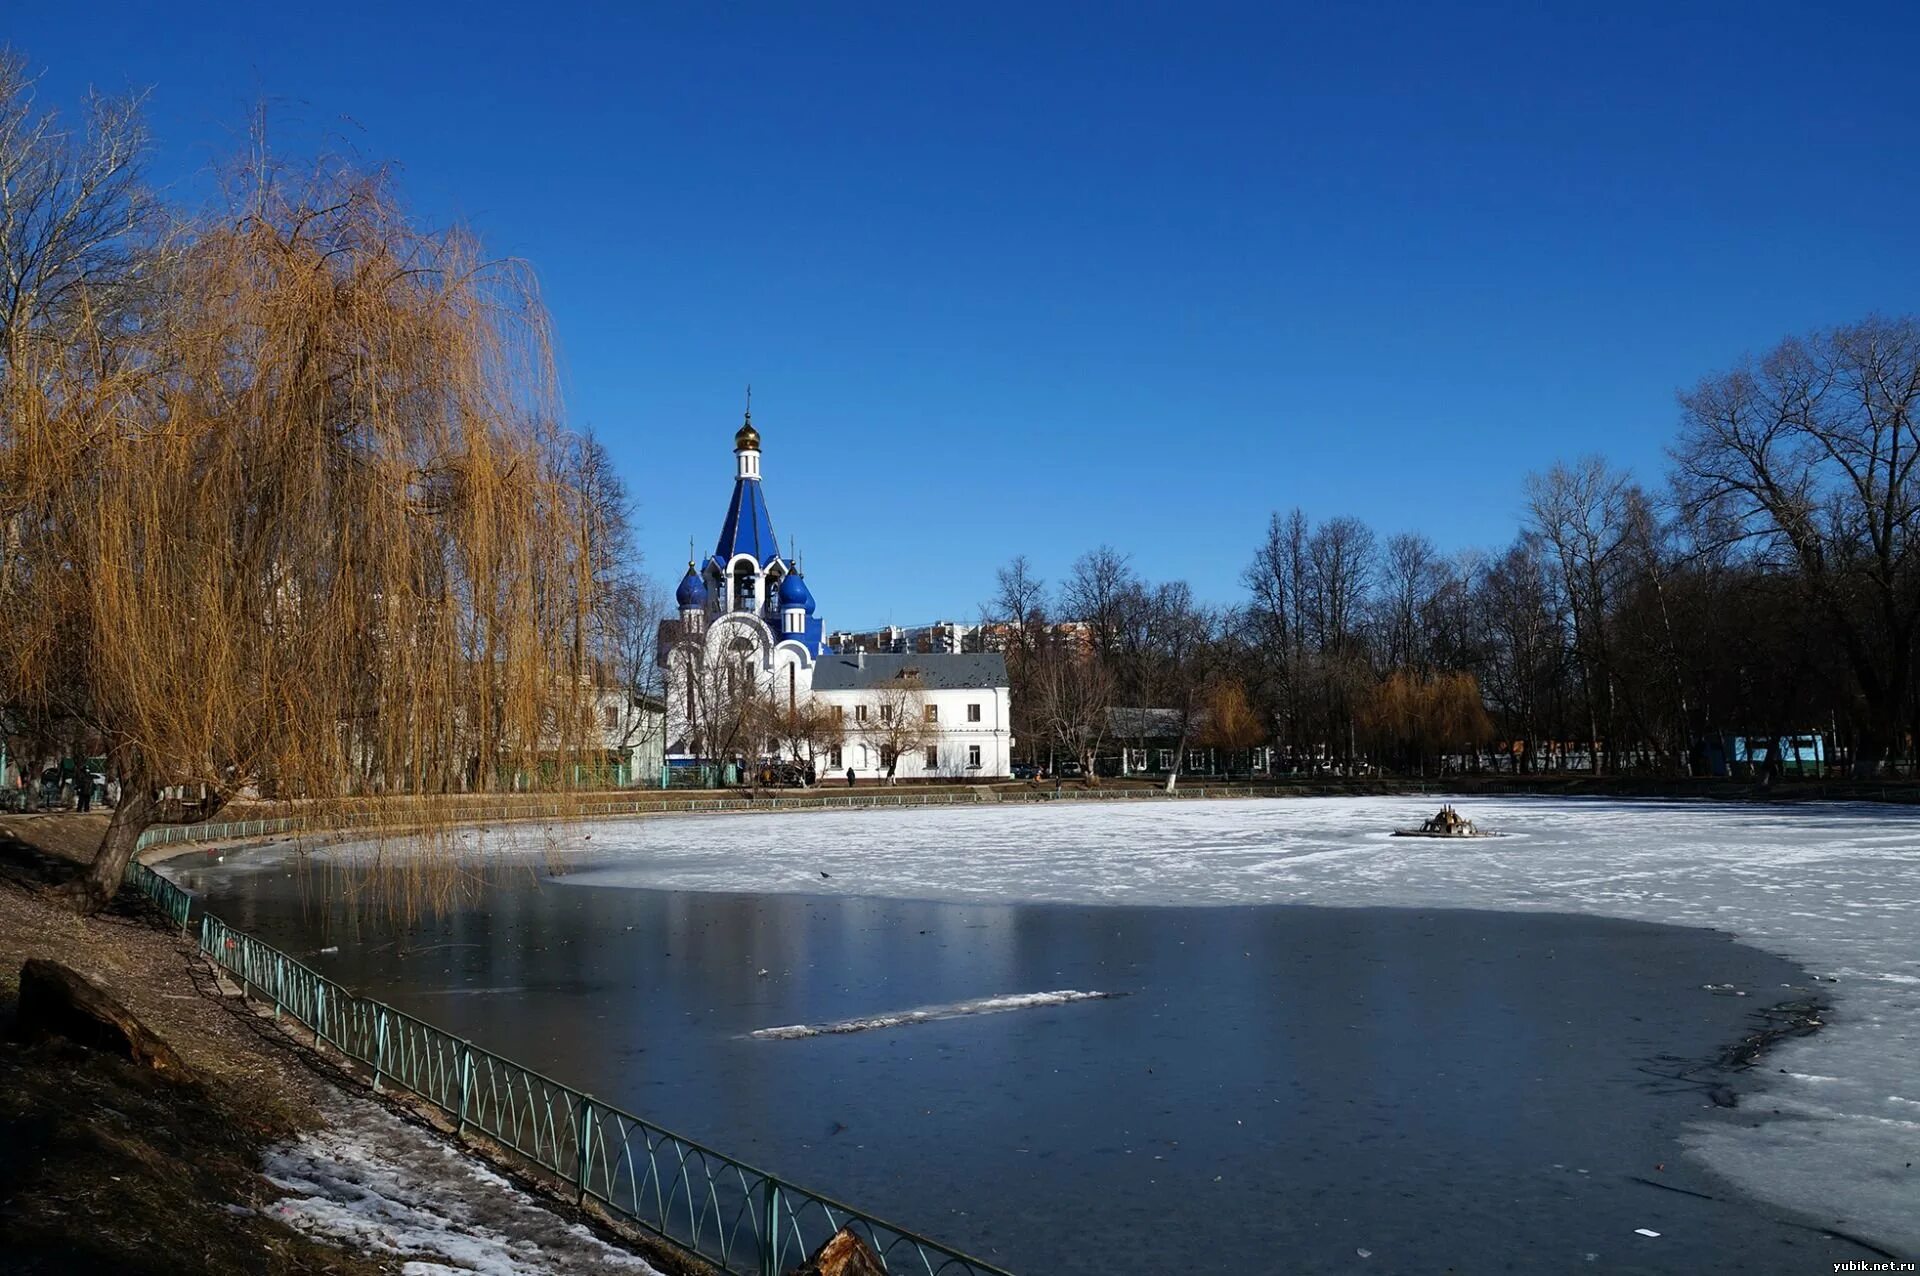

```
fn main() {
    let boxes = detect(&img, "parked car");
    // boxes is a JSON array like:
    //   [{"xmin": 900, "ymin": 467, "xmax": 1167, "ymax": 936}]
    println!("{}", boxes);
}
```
[
  {"xmin": 757, "ymin": 759, "xmax": 816, "ymax": 788},
  {"xmin": 1010, "ymin": 762, "xmax": 1041, "ymax": 781},
  {"xmin": 1053, "ymin": 760, "xmax": 1085, "ymax": 778}
]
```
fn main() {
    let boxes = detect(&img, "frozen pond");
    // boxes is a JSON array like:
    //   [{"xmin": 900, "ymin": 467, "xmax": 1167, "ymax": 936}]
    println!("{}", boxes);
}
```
[{"xmin": 173, "ymin": 796, "xmax": 1920, "ymax": 1269}]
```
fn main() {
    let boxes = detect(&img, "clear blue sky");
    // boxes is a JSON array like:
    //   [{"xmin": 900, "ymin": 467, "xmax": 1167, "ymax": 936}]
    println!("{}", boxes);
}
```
[{"xmin": 12, "ymin": 3, "xmax": 1919, "ymax": 626}]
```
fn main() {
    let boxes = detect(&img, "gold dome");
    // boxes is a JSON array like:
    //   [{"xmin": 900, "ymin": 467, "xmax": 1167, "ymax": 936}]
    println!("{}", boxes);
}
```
[{"xmin": 734, "ymin": 412, "xmax": 760, "ymax": 451}]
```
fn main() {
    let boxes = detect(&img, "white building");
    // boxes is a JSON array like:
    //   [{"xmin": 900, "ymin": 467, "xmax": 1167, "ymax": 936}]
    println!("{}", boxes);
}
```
[
  {"xmin": 808, "ymin": 650, "xmax": 1013, "ymax": 780},
  {"xmin": 659, "ymin": 410, "xmax": 1011, "ymax": 781}
]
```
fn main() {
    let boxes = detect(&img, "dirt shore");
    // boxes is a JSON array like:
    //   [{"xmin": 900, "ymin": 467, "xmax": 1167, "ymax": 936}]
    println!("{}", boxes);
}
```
[
  {"xmin": 0, "ymin": 814, "xmax": 678, "ymax": 1276},
  {"xmin": 0, "ymin": 815, "xmax": 393, "ymax": 1273}
]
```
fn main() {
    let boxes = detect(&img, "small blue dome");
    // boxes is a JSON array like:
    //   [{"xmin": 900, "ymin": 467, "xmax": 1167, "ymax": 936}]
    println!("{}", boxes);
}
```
[
  {"xmin": 676, "ymin": 563, "xmax": 708, "ymax": 609},
  {"xmin": 778, "ymin": 569, "xmax": 815, "ymax": 614}
]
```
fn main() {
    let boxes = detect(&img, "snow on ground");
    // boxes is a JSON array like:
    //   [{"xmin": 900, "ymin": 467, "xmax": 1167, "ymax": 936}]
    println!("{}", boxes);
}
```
[
  {"xmin": 263, "ymin": 1092, "xmax": 661, "ymax": 1276},
  {"xmin": 538, "ymin": 795, "xmax": 1920, "ymax": 1256}
]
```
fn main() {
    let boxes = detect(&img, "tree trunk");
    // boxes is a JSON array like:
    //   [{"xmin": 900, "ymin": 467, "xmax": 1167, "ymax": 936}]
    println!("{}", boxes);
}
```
[
  {"xmin": 17, "ymin": 958, "xmax": 193, "ymax": 1079},
  {"xmin": 72, "ymin": 782, "xmax": 159, "ymax": 915}
]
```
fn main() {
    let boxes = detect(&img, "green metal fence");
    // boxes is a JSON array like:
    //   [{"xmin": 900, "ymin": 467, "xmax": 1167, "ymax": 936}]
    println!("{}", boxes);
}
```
[{"xmin": 126, "ymin": 858, "xmax": 196, "ymax": 931}]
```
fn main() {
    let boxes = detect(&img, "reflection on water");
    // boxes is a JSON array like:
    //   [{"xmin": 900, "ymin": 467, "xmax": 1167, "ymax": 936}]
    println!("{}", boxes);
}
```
[{"xmin": 174, "ymin": 845, "xmax": 1852, "ymax": 1275}]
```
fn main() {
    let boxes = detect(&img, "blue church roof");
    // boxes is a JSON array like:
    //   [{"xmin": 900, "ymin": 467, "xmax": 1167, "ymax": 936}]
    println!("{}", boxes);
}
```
[
  {"xmin": 714, "ymin": 476, "xmax": 778, "ymax": 564},
  {"xmin": 675, "ymin": 563, "xmax": 708, "ymax": 608},
  {"xmin": 778, "ymin": 569, "xmax": 815, "ymax": 613}
]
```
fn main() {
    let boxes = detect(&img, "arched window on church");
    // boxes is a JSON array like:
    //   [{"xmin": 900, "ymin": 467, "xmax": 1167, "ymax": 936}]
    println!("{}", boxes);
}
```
[{"xmin": 727, "ymin": 637, "xmax": 755, "ymax": 699}]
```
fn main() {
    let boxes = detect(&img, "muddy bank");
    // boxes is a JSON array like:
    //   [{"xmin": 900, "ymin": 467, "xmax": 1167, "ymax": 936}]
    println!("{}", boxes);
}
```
[
  {"xmin": 0, "ymin": 817, "xmax": 678, "ymax": 1276},
  {"xmin": 0, "ymin": 819, "xmax": 378, "ymax": 1273}
]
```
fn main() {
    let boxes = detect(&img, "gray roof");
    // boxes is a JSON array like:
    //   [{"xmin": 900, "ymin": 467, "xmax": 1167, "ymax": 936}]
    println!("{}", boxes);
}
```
[
  {"xmin": 1108, "ymin": 707, "xmax": 1201, "ymax": 739},
  {"xmin": 811, "ymin": 651, "xmax": 1008, "ymax": 692}
]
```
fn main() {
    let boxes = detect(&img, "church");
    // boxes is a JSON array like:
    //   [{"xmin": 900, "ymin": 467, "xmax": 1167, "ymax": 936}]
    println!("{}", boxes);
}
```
[{"xmin": 660, "ymin": 410, "xmax": 1012, "ymax": 781}]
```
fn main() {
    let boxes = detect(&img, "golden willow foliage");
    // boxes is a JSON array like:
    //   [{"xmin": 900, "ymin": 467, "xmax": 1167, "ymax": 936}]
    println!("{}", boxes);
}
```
[
  {"xmin": 1359, "ymin": 669, "xmax": 1494, "ymax": 775},
  {"xmin": 0, "ymin": 157, "xmax": 617, "ymax": 910},
  {"xmin": 1199, "ymin": 677, "xmax": 1265, "ymax": 753}
]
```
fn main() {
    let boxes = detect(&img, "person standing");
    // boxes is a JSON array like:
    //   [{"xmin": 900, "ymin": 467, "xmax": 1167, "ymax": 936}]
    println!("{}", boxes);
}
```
[
  {"xmin": 75, "ymin": 768, "xmax": 91, "ymax": 813},
  {"xmin": 845, "ymin": 766, "xmax": 855, "ymax": 789}
]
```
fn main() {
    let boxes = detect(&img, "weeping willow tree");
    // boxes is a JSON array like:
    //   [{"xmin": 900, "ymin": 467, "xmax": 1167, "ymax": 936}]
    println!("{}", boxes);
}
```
[
  {"xmin": 1, "ymin": 149, "xmax": 619, "ymax": 912},
  {"xmin": 1359, "ymin": 669, "xmax": 1495, "ymax": 776}
]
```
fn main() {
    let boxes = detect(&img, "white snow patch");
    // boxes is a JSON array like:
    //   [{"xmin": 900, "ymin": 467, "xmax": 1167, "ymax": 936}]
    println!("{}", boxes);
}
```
[
  {"xmin": 263, "ymin": 1095, "xmax": 660, "ymax": 1276},
  {"xmin": 751, "ymin": 990, "xmax": 1115, "ymax": 1039}
]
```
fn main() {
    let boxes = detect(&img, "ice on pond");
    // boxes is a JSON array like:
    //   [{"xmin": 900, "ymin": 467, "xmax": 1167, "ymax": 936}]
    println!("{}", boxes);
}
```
[
  {"xmin": 749, "ymin": 989, "xmax": 1116, "ymax": 1039},
  {"xmin": 533, "ymin": 795, "xmax": 1920, "ymax": 1256}
]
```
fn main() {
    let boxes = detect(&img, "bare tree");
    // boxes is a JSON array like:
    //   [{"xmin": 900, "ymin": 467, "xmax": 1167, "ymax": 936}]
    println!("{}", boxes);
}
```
[
  {"xmin": 1130, "ymin": 581, "xmax": 1218, "ymax": 791},
  {"xmin": 857, "ymin": 670, "xmax": 933, "ymax": 783},
  {"xmin": 1031, "ymin": 649, "xmax": 1112, "ymax": 779},
  {"xmin": 674, "ymin": 630, "xmax": 774, "ymax": 777},
  {"xmin": 1241, "ymin": 509, "xmax": 1311, "ymax": 752},
  {"xmin": 985, "ymin": 554, "xmax": 1049, "ymax": 765},
  {"xmin": 1526, "ymin": 457, "xmax": 1634, "ymax": 772},
  {"xmin": 600, "ymin": 576, "xmax": 666, "ymax": 774},
  {"xmin": 1062, "ymin": 545, "xmax": 1137, "ymax": 660},
  {"xmin": 1305, "ymin": 516, "xmax": 1375, "ymax": 763},
  {"xmin": 0, "ymin": 49, "xmax": 161, "ymax": 370},
  {"xmin": 1304, "ymin": 516, "xmax": 1375, "ymax": 652},
  {"xmin": 1377, "ymin": 532, "xmax": 1441, "ymax": 673},
  {"xmin": 1675, "ymin": 316, "xmax": 1920, "ymax": 775},
  {"xmin": 1474, "ymin": 540, "xmax": 1565, "ymax": 770},
  {"xmin": 766, "ymin": 695, "xmax": 842, "ymax": 778}
]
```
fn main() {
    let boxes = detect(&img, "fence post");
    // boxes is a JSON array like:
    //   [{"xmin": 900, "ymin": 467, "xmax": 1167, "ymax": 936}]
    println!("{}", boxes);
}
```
[
  {"xmin": 457, "ymin": 1043, "xmax": 473, "ymax": 1134},
  {"xmin": 271, "ymin": 953, "xmax": 283, "ymax": 1019},
  {"xmin": 761, "ymin": 1176, "xmax": 783, "ymax": 1276},
  {"xmin": 574, "ymin": 1097, "xmax": 594, "ymax": 1204},
  {"xmin": 314, "ymin": 981, "xmax": 326, "ymax": 1049},
  {"xmin": 373, "ymin": 1008, "xmax": 388, "ymax": 1092}
]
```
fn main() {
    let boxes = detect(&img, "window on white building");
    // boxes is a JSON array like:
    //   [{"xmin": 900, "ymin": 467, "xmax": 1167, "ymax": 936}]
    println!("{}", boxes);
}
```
[
  {"xmin": 966, "ymin": 703, "xmax": 981, "ymax": 722},
  {"xmin": 880, "ymin": 704, "xmax": 894, "ymax": 724},
  {"xmin": 603, "ymin": 705, "xmax": 618, "ymax": 729},
  {"xmin": 830, "ymin": 746, "xmax": 842, "ymax": 768},
  {"xmin": 925, "ymin": 745, "xmax": 939, "ymax": 770},
  {"xmin": 925, "ymin": 704, "xmax": 938, "ymax": 723},
  {"xmin": 968, "ymin": 744, "xmax": 981, "ymax": 768},
  {"xmin": 833, "ymin": 705, "xmax": 845, "ymax": 723},
  {"xmin": 855, "ymin": 705, "xmax": 868, "ymax": 723}
]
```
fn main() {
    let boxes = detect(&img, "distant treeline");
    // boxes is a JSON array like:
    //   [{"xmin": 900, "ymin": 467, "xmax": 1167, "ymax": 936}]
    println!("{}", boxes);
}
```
[{"xmin": 988, "ymin": 315, "xmax": 1920, "ymax": 780}]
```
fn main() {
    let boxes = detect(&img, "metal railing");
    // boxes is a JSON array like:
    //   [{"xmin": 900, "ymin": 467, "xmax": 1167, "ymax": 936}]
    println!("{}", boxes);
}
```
[
  {"xmin": 126, "ymin": 858, "xmax": 196, "ymax": 930},
  {"xmin": 126, "ymin": 841, "xmax": 1017, "ymax": 1275}
]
